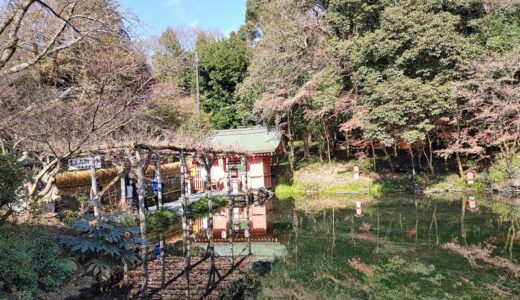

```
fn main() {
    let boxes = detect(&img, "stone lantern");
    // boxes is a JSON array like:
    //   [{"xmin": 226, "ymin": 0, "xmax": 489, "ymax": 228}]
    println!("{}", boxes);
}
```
[
  {"xmin": 353, "ymin": 164, "xmax": 360, "ymax": 180},
  {"xmin": 466, "ymin": 168, "xmax": 476, "ymax": 185},
  {"xmin": 467, "ymin": 196, "xmax": 479, "ymax": 213}
]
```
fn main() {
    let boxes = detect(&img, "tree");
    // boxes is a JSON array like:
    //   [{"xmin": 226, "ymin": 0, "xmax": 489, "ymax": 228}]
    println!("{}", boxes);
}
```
[
  {"xmin": 344, "ymin": 1, "xmax": 480, "ymax": 174},
  {"xmin": 0, "ymin": 0, "xmax": 152, "ymax": 206},
  {"xmin": 196, "ymin": 29, "xmax": 250, "ymax": 129}
]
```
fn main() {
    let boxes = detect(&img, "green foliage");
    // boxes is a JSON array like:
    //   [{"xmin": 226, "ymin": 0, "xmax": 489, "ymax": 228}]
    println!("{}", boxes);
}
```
[
  {"xmin": 146, "ymin": 208, "xmax": 178, "ymax": 229},
  {"xmin": 369, "ymin": 181, "xmax": 399, "ymax": 196},
  {"xmin": 0, "ymin": 154, "xmax": 26, "ymax": 220},
  {"xmin": 197, "ymin": 30, "xmax": 250, "ymax": 129},
  {"xmin": 478, "ymin": 5, "xmax": 520, "ymax": 53},
  {"xmin": 0, "ymin": 226, "xmax": 76, "ymax": 294},
  {"xmin": 188, "ymin": 196, "xmax": 227, "ymax": 215},
  {"xmin": 484, "ymin": 153, "xmax": 520, "ymax": 184},
  {"xmin": 347, "ymin": 2, "xmax": 476, "ymax": 146},
  {"xmin": 59, "ymin": 214, "xmax": 144, "ymax": 282},
  {"xmin": 362, "ymin": 76, "xmax": 456, "ymax": 145},
  {"xmin": 61, "ymin": 209, "xmax": 83, "ymax": 225}
]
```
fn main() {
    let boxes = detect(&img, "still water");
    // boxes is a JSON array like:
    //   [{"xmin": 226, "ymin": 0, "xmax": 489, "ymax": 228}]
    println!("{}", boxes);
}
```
[{"xmin": 249, "ymin": 194, "xmax": 520, "ymax": 299}]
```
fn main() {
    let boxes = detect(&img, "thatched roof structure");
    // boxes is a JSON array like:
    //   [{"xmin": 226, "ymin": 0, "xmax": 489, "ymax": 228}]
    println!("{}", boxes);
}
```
[{"xmin": 56, "ymin": 162, "xmax": 183, "ymax": 189}]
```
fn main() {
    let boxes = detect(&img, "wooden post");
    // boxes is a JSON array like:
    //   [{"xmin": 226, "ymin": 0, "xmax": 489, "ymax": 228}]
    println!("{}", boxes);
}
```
[
  {"xmin": 156, "ymin": 158, "xmax": 163, "ymax": 209},
  {"xmin": 120, "ymin": 173, "xmax": 126, "ymax": 211},
  {"xmin": 229, "ymin": 198, "xmax": 234, "ymax": 265},
  {"xmin": 90, "ymin": 157, "xmax": 99, "ymax": 217},
  {"xmin": 135, "ymin": 150, "xmax": 148, "ymax": 295},
  {"xmin": 243, "ymin": 155, "xmax": 252, "ymax": 255},
  {"xmin": 243, "ymin": 156, "xmax": 248, "ymax": 192},
  {"xmin": 246, "ymin": 194, "xmax": 251, "ymax": 256},
  {"xmin": 160, "ymin": 233, "xmax": 165, "ymax": 289},
  {"xmin": 180, "ymin": 150, "xmax": 190, "ymax": 300},
  {"xmin": 226, "ymin": 156, "xmax": 231, "ymax": 193}
]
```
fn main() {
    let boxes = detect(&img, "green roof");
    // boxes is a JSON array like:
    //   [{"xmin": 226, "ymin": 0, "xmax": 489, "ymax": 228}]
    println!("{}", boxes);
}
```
[{"xmin": 211, "ymin": 127, "xmax": 282, "ymax": 154}]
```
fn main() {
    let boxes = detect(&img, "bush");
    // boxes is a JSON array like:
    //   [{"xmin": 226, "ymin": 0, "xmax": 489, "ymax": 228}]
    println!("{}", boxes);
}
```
[
  {"xmin": 188, "ymin": 196, "xmax": 227, "ymax": 215},
  {"xmin": 0, "ymin": 226, "xmax": 77, "ymax": 294},
  {"xmin": 146, "ymin": 208, "xmax": 178, "ymax": 229},
  {"xmin": 59, "ymin": 214, "xmax": 144, "ymax": 282},
  {"xmin": 0, "ymin": 154, "xmax": 26, "ymax": 223}
]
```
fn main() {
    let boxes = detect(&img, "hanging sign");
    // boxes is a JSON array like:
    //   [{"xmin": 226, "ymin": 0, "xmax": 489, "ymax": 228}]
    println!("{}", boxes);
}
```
[{"xmin": 67, "ymin": 156, "xmax": 102, "ymax": 170}]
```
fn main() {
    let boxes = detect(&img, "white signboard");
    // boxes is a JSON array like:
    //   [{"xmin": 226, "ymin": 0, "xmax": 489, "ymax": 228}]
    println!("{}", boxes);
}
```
[{"xmin": 68, "ymin": 156, "xmax": 102, "ymax": 170}]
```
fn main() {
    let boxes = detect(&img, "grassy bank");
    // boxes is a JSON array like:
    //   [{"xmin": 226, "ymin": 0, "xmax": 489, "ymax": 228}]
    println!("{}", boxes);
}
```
[{"xmin": 274, "ymin": 155, "xmax": 520, "ymax": 200}]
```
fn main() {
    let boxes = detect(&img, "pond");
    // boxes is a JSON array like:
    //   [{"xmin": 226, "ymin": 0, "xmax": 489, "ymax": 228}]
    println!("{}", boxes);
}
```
[{"xmin": 245, "ymin": 194, "xmax": 520, "ymax": 299}]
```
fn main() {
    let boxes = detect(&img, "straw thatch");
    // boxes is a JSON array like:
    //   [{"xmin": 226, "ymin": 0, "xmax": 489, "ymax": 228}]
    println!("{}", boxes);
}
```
[{"xmin": 56, "ymin": 162, "xmax": 182, "ymax": 189}]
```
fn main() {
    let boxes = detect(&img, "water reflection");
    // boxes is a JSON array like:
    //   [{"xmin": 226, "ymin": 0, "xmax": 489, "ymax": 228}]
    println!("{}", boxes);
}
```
[
  {"xmin": 252, "ymin": 195, "xmax": 520, "ymax": 299},
  {"xmin": 193, "ymin": 201, "xmax": 274, "ymax": 243}
]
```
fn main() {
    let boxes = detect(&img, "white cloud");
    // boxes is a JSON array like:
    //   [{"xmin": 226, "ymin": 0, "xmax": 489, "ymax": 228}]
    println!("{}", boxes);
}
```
[{"xmin": 189, "ymin": 20, "xmax": 199, "ymax": 27}]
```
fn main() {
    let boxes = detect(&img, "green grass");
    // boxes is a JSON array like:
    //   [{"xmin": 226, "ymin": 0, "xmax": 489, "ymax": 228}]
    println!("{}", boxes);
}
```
[
  {"xmin": 275, "ymin": 184, "xmax": 306, "ymax": 200},
  {"xmin": 369, "ymin": 181, "xmax": 400, "ymax": 197},
  {"xmin": 320, "ymin": 183, "xmax": 367, "ymax": 195}
]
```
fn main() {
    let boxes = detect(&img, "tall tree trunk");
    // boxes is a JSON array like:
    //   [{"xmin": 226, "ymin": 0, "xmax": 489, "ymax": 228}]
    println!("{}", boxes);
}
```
[
  {"xmin": 287, "ymin": 110, "xmax": 295, "ymax": 172},
  {"xmin": 409, "ymin": 148, "xmax": 416, "ymax": 177},
  {"xmin": 455, "ymin": 151, "xmax": 464, "ymax": 178},
  {"xmin": 135, "ymin": 150, "xmax": 148, "ymax": 295},
  {"xmin": 455, "ymin": 119, "xmax": 465, "ymax": 178},
  {"xmin": 371, "ymin": 141, "xmax": 377, "ymax": 172},
  {"xmin": 303, "ymin": 131, "xmax": 311, "ymax": 159},
  {"xmin": 384, "ymin": 147, "xmax": 394, "ymax": 174},
  {"xmin": 323, "ymin": 120, "xmax": 332, "ymax": 166},
  {"xmin": 179, "ymin": 150, "xmax": 190, "ymax": 299},
  {"xmin": 0, "ymin": 139, "xmax": 6, "ymax": 154},
  {"xmin": 427, "ymin": 134, "xmax": 434, "ymax": 175}
]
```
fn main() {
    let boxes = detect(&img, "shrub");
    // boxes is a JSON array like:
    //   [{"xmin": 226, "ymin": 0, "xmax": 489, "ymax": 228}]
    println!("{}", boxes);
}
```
[
  {"xmin": 0, "ymin": 154, "xmax": 26, "ymax": 224},
  {"xmin": 0, "ymin": 226, "xmax": 77, "ymax": 294},
  {"xmin": 59, "ymin": 214, "xmax": 144, "ymax": 282},
  {"xmin": 146, "ymin": 208, "xmax": 178, "ymax": 229},
  {"xmin": 188, "ymin": 196, "xmax": 227, "ymax": 215}
]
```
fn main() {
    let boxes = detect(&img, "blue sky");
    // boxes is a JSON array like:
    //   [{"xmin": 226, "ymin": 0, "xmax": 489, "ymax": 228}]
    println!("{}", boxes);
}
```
[{"xmin": 119, "ymin": 0, "xmax": 247, "ymax": 38}]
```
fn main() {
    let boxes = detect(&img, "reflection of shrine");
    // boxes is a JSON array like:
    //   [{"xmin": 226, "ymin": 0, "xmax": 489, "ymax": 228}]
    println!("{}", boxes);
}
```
[{"xmin": 193, "ymin": 201, "xmax": 273, "ymax": 243}]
